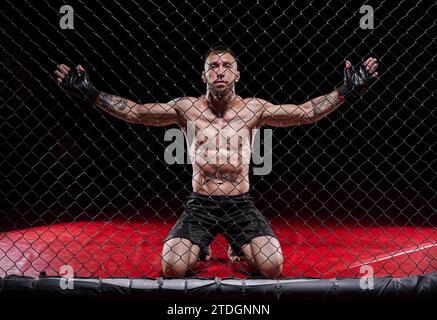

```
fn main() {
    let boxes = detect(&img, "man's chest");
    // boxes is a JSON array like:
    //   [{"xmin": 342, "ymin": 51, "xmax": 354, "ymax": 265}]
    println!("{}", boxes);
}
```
[{"xmin": 182, "ymin": 103, "xmax": 262, "ymax": 136}]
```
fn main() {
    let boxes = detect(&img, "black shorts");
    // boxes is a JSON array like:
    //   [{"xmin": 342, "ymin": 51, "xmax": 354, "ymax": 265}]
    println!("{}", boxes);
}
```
[{"xmin": 165, "ymin": 192, "xmax": 276, "ymax": 260}]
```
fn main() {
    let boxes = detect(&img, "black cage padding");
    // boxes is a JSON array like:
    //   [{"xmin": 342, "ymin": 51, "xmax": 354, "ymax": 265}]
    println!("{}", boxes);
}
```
[{"xmin": 1, "ymin": 273, "xmax": 436, "ymax": 300}]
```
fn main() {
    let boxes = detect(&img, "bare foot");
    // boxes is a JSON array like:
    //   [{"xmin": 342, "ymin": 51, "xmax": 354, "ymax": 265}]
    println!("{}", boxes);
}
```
[
  {"xmin": 199, "ymin": 245, "xmax": 211, "ymax": 261},
  {"xmin": 227, "ymin": 246, "xmax": 258, "ymax": 275}
]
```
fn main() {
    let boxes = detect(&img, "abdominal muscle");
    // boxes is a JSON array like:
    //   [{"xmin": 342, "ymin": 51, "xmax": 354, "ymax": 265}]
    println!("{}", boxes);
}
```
[
  {"xmin": 192, "ymin": 162, "xmax": 250, "ymax": 196},
  {"xmin": 188, "ymin": 127, "xmax": 253, "ymax": 196}
]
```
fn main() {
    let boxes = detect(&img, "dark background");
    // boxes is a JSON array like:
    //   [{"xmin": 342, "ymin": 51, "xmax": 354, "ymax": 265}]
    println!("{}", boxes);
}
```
[{"xmin": 1, "ymin": 0, "xmax": 436, "ymax": 229}]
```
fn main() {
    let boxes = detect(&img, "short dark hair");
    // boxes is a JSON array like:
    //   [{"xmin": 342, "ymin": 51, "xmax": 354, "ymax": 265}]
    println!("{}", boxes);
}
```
[{"xmin": 204, "ymin": 46, "xmax": 237, "ymax": 62}]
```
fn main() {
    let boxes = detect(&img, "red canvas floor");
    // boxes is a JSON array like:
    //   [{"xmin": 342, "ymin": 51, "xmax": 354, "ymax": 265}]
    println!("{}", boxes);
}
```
[{"xmin": 1, "ymin": 218, "xmax": 436, "ymax": 278}]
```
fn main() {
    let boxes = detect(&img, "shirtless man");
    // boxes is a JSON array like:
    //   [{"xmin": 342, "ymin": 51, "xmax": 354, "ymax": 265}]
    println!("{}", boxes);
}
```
[{"xmin": 54, "ymin": 46, "xmax": 378, "ymax": 277}]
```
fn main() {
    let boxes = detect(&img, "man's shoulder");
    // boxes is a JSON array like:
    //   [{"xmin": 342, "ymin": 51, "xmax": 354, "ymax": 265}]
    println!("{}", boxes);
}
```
[
  {"xmin": 167, "ymin": 96, "xmax": 201, "ymax": 105},
  {"xmin": 242, "ymin": 97, "xmax": 273, "ymax": 107}
]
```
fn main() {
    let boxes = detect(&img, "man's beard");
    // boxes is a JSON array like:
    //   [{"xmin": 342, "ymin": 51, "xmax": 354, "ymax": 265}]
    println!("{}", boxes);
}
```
[{"xmin": 211, "ymin": 83, "xmax": 232, "ymax": 97}]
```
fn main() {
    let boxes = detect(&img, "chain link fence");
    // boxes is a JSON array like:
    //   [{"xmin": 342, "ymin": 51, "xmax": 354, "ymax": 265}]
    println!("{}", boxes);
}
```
[{"xmin": 1, "ymin": 0, "xmax": 436, "ymax": 282}]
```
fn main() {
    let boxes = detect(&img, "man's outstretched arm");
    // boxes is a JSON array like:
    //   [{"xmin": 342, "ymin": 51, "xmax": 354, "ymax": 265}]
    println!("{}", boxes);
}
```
[
  {"xmin": 94, "ymin": 92, "xmax": 178, "ymax": 126},
  {"xmin": 261, "ymin": 90, "xmax": 343, "ymax": 126},
  {"xmin": 54, "ymin": 64, "xmax": 179, "ymax": 126},
  {"xmin": 261, "ymin": 57, "xmax": 379, "ymax": 127}
]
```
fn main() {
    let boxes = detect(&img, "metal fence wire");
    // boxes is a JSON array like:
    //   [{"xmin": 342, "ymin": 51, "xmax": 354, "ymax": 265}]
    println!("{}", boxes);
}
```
[{"xmin": 1, "ymin": 0, "xmax": 436, "ymax": 280}]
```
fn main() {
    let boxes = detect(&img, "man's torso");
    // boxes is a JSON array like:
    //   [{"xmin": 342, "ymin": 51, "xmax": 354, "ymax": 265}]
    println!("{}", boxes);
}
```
[{"xmin": 173, "ymin": 96, "xmax": 265, "ymax": 195}]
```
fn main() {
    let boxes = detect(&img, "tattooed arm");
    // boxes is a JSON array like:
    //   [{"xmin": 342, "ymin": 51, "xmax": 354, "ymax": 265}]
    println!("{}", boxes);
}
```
[
  {"xmin": 259, "ymin": 58, "xmax": 379, "ymax": 127},
  {"xmin": 95, "ymin": 92, "xmax": 179, "ymax": 126},
  {"xmin": 259, "ymin": 90, "xmax": 343, "ymax": 127},
  {"xmin": 55, "ymin": 64, "xmax": 179, "ymax": 126}
]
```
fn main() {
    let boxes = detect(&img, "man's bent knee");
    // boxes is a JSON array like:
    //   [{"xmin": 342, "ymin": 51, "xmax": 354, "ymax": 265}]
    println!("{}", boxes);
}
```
[
  {"xmin": 248, "ymin": 236, "xmax": 284, "ymax": 277},
  {"xmin": 161, "ymin": 238, "xmax": 200, "ymax": 277},
  {"xmin": 258, "ymin": 254, "xmax": 283, "ymax": 277},
  {"xmin": 162, "ymin": 259, "xmax": 190, "ymax": 277}
]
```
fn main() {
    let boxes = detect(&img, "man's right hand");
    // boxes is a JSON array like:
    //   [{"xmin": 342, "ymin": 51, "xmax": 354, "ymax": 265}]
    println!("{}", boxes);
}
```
[{"xmin": 54, "ymin": 64, "xmax": 100, "ymax": 104}]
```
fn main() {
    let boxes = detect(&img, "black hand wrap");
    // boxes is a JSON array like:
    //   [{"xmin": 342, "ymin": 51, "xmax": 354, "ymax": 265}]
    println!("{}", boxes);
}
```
[
  {"xmin": 60, "ymin": 68, "xmax": 100, "ymax": 104},
  {"xmin": 338, "ymin": 63, "xmax": 374, "ymax": 100}
]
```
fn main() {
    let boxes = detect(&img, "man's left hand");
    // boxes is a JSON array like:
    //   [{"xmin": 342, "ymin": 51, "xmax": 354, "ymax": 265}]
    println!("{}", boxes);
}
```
[{"xmin": 338, "ymin": 57, "xmax": 379, "ymax": 99}]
